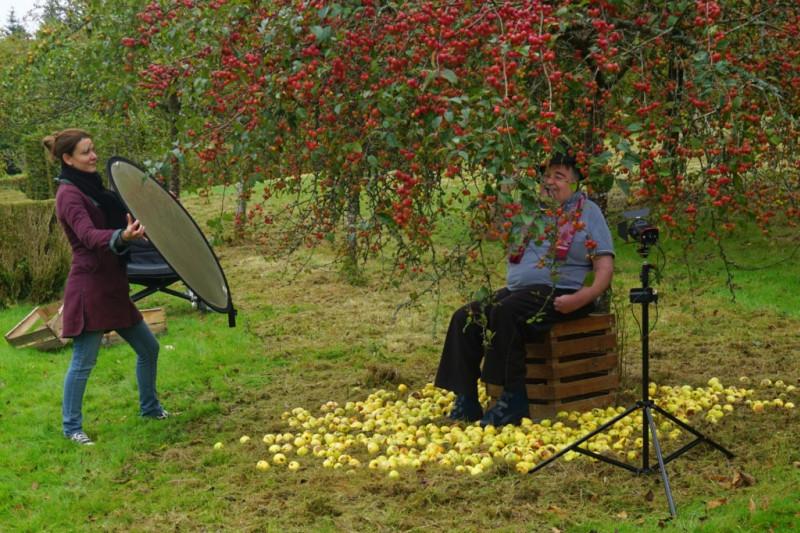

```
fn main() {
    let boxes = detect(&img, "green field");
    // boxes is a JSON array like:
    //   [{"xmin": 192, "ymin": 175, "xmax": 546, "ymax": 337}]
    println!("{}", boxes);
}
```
[{"xmin": 1, "ymin": 187, "xmax": 798, "ymax": 532}]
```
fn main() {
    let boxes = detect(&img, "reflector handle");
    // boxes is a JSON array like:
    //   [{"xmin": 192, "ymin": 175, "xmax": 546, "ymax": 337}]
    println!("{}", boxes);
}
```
[{"xmin": 228, "ymin": 308, "xmax": 237, "ymax": 328}]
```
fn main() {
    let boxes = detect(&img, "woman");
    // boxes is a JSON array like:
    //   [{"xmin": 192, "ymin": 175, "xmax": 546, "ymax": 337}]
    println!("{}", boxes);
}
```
[
  {"xmin": 434, "ymin": 150, "xmax": 615, "ymax": 427},
  {"xmin": 44, "ymin": 129, "xmax": 168, "ymax": 446}
]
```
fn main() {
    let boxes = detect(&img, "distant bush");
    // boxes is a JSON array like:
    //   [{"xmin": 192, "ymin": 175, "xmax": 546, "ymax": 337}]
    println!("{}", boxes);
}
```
[
  {"xmin": 0, "ymin": 173, "xmax": 27, "ymax": 192},
  {"xmin": 22, "ymin": 134, "xmax": 57, "ymax": 200},
  {"xmin": 0, "ymin": 199, "xmax": 70, "ymax": 306}
]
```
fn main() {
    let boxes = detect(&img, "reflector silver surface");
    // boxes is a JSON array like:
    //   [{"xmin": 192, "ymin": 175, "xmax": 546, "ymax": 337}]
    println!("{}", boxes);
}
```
[{"xmin": 108, "ymin": 158, "xmax": 232, "ymax": 313}]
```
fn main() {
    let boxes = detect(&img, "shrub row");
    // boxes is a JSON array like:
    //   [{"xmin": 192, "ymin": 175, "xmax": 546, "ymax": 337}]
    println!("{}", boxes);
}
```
[
  {"xmin": 0, "ymin": 174, "xmax": 27, "ymax": 192},
  {"xmin": 0, "ymin": 199, "xmax": 70, "ymax": 307},
  {"xmin": 22, "ymin": 135, "xmax": 58, "ymax": 200}
]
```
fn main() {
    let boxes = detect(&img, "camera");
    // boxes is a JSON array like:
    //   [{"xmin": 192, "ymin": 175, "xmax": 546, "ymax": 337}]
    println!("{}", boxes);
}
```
[{"xmin": 617, "ymin": 208, "xmax": 659, "ymax": 247}]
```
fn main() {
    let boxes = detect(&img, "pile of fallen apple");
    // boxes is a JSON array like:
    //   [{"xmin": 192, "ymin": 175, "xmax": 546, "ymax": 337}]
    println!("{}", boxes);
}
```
[{"xmin": 213, "ymin": 377, "xmax": 796, "ymax": 478}]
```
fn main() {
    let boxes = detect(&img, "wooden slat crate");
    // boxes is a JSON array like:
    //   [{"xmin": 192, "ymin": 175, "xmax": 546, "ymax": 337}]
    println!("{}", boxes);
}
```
[
  {"xmin": 4, "ymin": 302, "xmax": 68, "ymax": 351},
  {"xmin": 4, "ymin": 304, "xmax": 167, "ymax": 351},
  {"xmin": 485, "ymin": 313, "xmax": 619, "ymax": 420},
  {"xmin": 102, "ymin": 308, "xmax": 167, "ymax": 345}
]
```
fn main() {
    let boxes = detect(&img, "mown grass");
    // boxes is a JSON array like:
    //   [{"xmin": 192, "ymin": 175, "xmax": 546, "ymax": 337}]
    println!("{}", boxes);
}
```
[{"xmin": 1, "ymin": 186, "xmax": 798, "ymax": 532}]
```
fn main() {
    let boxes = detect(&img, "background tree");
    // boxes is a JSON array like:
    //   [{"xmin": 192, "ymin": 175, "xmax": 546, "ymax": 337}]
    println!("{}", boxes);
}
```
[{"xmin": 3, "ymin": 9, "xmax": 30, "ymax": 39}]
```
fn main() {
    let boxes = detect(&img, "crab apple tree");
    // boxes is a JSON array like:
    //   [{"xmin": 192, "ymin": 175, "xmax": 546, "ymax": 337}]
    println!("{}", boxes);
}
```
[{"xmin": 125, "ymin": 0, "xmax": 800, "ymax": 284}]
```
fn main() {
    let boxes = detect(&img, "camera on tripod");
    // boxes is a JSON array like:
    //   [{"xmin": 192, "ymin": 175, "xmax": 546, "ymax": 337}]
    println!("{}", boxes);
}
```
[
  {"xmin": 532, "ymin": 208, "xmax": 732, "ymax": 518},
  {"xmin": 617, "ymin": 208, "xmax": 659, "ymax": 248},
  {"xmin": 617, "ymin": 209, "xmax": 659, "ymax": 303}
]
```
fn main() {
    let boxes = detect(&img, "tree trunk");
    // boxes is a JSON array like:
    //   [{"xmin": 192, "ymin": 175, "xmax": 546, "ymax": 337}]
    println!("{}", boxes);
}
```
[
  {"xmin": 166, "ymin": 92, "xmax": 181, "ymax": 198},
  {"xmin": 235, "ymin": 173, "xmax": 248, "ymax": 240},
  {"xmin": 341, "ymin": 183, "xmax": 364, "ymax": 283}
]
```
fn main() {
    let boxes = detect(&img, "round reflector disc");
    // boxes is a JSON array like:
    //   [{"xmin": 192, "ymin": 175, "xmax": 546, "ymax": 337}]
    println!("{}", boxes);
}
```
[{"xmin": 107, "ymin": 157, "xmax": 235, "ymax": 322}]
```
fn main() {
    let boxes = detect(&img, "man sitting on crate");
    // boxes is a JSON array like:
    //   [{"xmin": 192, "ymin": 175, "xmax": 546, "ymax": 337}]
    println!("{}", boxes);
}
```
[{"xmin": 435, "ymin": 149, "xmax": 615, "ymax": 427}]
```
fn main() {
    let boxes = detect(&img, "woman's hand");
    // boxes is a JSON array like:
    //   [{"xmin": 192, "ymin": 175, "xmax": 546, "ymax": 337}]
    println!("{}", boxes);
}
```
[{"xmin": 121, "ymin": 213, "xmax": 147, "ymax": 242}]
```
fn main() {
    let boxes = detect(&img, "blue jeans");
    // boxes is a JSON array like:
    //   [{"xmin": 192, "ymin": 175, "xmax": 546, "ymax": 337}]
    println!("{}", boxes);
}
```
[{"xmin": 62, "ymin": 320, "xmax": 163, "ymax": 436}]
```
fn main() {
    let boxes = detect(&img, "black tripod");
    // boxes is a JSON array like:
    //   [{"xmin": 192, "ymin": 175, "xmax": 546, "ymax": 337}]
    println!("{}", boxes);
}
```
[{"xmin": 529, "ymin": 243, "xmax": 734, "ymax": 517}]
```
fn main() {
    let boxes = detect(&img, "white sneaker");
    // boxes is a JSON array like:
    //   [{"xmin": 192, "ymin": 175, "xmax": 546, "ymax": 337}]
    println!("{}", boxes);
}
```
[{"xmin": 67, "ymin": 431, "xmax": 95, "ymax": 446}]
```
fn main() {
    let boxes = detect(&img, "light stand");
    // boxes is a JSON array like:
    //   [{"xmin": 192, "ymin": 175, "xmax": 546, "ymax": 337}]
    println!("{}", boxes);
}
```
[{"xmin": 529, "ymin": 240, "xmax": 734, "ymax": 517}]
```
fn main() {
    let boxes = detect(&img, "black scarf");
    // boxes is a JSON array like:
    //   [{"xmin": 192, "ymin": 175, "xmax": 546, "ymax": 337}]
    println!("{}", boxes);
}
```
[{"xmin": 59, "ymin": 164, "xmax": 128, "ymax": 230}]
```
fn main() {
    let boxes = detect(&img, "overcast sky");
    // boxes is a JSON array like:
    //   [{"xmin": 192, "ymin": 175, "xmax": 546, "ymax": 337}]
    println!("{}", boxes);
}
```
[{"xmin": 1, "ymin": 0, "xmax": 41, "ymax": 32}]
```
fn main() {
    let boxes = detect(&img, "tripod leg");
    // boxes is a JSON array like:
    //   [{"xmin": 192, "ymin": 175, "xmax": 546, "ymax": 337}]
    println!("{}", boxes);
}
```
[
  {"xmin": 646, "ymin": 406, "xmax": 677, "ymax": 517},
  {"xmin": 651, "ymin": 404, "xmax": 734, "ymax": 458},
  {"xmin": 529, "ymin": 403, "xmax": 641, "ymax": 474}
]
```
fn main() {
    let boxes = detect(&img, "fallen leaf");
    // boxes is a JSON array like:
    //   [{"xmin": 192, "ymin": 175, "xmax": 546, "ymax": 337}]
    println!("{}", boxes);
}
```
[
  {"xmin": 551, "ymin": 528, "xmax": 563, "ymax": 533},
  {"xmin": 645, "ymin": 489, "xmax": 654, "ymax": 502},
  {"xmin": 749, "ymin": 498, "xmax": 757, "ymax": 513},
  {"xmin": 547, "ymin": 505, "xmax": 567, "ymax": 518},
  {"xmin": 707, "ymin": 498, "xmax": 728, "ymax": 510},
  {"xmin": 793, "ymin": 461, "xmax": 800, "ymax": 469},
  {"xmin": 616, "ymin": 511, "xmax": 628, "ymax": 519},
  {"xmin": 731, "ymin": 470, "xmax": 756, "ymax": 488},
  {"xmin": 31, "ymin": 482, "xmax": 38, "ymax": 490}
]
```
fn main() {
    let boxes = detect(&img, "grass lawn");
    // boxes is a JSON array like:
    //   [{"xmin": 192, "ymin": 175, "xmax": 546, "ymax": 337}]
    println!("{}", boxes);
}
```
[{"xmin": 1, "ymin": 187, "xmax": 798, "ymax": 532}]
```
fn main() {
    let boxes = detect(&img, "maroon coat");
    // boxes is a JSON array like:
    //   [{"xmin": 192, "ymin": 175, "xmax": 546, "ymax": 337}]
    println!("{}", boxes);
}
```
[{"xmin": 56, "ymin": 183, "xmax": 142, "ymax": 337}]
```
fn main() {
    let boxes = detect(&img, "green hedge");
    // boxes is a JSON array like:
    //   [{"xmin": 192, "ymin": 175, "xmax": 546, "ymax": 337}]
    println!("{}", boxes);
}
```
[
  {"xmin": 22, "ymin": 135, "xmax": 57, "ymax": 200},
  {"xmin": 0, "ymin": 199, "xmax": 70, "ymax": 307},
  {"xmin": 0, "ymin": 174, "xmax": 27, "ymax": 192}
]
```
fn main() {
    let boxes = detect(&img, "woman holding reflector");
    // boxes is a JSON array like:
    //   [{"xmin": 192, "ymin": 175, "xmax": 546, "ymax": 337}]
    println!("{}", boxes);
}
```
[{"xmin": 44, "ymin": 129, "xmax": 168, "ymax": 446}]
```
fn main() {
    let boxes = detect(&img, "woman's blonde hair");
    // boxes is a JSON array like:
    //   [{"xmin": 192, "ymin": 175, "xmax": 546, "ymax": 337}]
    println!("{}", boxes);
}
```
[{"xmin": 42, "ymin": 129, "xmax": 92, "ymax": 164}]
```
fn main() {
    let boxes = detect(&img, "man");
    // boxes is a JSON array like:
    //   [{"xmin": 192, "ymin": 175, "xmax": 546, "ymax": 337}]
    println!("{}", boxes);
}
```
[{"xmin": 434, "ymin": 150, "xmax": 615, "ymax": 426}]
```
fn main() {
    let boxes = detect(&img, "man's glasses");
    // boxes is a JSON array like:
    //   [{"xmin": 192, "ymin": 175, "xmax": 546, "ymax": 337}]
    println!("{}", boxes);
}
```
[{"xmin": 537, "ymin": 171, "xmax": 572, "ymax": 183}]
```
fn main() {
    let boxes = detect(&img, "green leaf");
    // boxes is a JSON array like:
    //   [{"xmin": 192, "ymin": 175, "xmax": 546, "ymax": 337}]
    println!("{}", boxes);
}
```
[
  {"xmin": 440, "ymin": 69, "xmax": 458, "ymax": 84},
  {"xmin": 693, "ymin": 51, "xmax": 709, "ymax": 64},
  {"xmin": 621, "ymin": 156, "xmax": 640, "ymax": 170},
  {"xmin": 472, "ymin": 286, "xmax": 491, "ymax": 302},
  {"xmin": 311, "ymin": 26, "xmax": 332, "ymax": 43},
  {"xmin": 376, "ymin": 212, "xmax": 395, "ymax": 227}
]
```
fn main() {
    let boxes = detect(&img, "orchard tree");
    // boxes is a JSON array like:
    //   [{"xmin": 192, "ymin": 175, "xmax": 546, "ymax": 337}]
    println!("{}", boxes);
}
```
[{"xmin": 125, "ymin": 0, "xmax": 800, "ymax": 286}]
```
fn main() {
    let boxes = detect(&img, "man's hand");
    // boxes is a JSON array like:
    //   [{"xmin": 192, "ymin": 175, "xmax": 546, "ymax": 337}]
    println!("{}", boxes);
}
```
[
  {"xmin": 554, "ymin": 255, "xmax": 614, "ymax": 314},
  {"xmin": 554, "ymin": 292, "xmax": 586, "ymax": 314},
  {"xmin": 121, "ymin": 213, "xmax": 147, "ymax": 242}
]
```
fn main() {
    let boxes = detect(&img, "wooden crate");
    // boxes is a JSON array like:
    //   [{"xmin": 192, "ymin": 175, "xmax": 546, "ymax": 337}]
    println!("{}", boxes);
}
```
[
  {"xmin": 4, "ymin": 304, "xmax": 167, "ymax": 351},
  {"xmin": 486, "ymin": 313, "xmax": 619, "ymax": 420},
  {"xmin": 4, "ymin": 302, "xmax": 67, "ymax": 351},
  {"xmin": 102, "ymin": 307, "xmax": 167, "ymax": 345}
]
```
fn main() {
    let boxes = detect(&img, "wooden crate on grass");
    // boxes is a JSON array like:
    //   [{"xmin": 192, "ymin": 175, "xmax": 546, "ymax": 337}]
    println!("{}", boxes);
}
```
[
  {"xmin": 4, "ymin": 304, "xmax": 167, "ymax": 351},
  {"xmin": 101, "ymin": 307, "xmax": 167, "ymax": 346},
  {"xmin": 485, "ymin": 313, "xmax": 619, "ymax": 420},
  {"xmin": 3, "ymin": 302, "xmax": 67, "ymax": 351}
]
